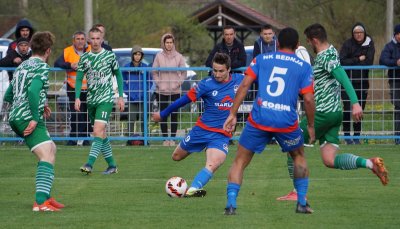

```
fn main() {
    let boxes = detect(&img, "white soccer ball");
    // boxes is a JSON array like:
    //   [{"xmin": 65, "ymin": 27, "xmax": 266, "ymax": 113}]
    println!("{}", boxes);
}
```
[{"xmin": 165, "ymin": 176, "xmax": 188, "ymax": 198}]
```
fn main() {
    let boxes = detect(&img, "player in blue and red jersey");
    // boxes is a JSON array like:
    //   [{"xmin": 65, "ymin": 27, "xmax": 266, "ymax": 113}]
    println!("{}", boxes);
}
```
[
  {"xmin": 223, "ymin": 27, "xmax": 316, "ymax": 215},
  {"xmin": 152, "ymin": 53, "xmax": 244, "ymax": 197}
]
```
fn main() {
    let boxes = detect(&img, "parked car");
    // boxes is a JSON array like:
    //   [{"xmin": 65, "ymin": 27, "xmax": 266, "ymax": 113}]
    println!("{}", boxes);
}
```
[
  {"xmin": 113, "ymin": 48, "xmax": 197, "ymax": 92},
  {"xmin": 0, "ymin": 38, "xmax": 12, "ymax": 48}
]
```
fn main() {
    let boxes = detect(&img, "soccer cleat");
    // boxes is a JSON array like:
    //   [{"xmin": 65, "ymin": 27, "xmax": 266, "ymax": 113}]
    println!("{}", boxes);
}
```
[
  {"xmin": 185, "ymin": 187, "xmax": 207, "ymax": 197},
  {"xmin": 224, "ymin": 206, "xmax": 236, "ymax": 215},
  {"xmin": 370, "ymin": 157, "xmax": 389, "ymax": 186},
  {"xmin": 276, "ymin": 190, "xmax": 298, "ymax": 201},
  {"xmin": 295, "ymin": 202, "xmax": 313, "ymax": 214},
  {"xmin": 80, "ymin": 164, "xmax": 93, "ymax": 174},
  {"xmin": 102, "ymin": 166, "xmax": 118, "ymax": 175},
  {"xmin": 47, "ymin": 197, "xmax": 65, "ymax": 209},
  {"xmin": 32, "ymin": 200, "xmax": 60, "ymax": 212}
]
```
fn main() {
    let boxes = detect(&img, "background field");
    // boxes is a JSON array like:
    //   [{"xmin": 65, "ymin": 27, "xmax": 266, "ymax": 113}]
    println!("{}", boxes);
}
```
[{"xmin": 0, "ymin": 143, "xmax": 399, "ymax": 229}]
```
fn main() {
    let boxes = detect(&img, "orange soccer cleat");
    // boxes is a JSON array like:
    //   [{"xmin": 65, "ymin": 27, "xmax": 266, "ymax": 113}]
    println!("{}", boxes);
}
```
[
  {"xmin": 370, "ymin": 157, "xmax": 389, "ymax": 186},
  {"xmin": 32, "ymin": 200, "xmax": 60, "ymax": 212}
]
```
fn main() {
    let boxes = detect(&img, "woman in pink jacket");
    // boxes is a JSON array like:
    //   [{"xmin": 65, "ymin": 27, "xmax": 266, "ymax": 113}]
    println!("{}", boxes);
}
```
[{"xmin": 152, "ymin": 33, "xmax": 187, "ymax": 146}]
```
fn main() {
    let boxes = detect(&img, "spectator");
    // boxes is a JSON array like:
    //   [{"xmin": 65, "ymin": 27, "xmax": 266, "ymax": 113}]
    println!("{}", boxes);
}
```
[
  {"xmin": 54, "ymin": 31, "xmax": 92, "ymax": 146},
  {"xmin": 379, "ymin": 24, "xmax": 400, "ymax": 145},
  {"xmin": 0, "ymin": 37, "xmax": 32, "ymax": 81},
  {"xmin": 152, "ymin": 33, "xmax": 186, "ymax": 146},
  {"xmin": 252, "ymin": 24, "xmax": 277, "ymax": 58},
  {"xmin": 123, "ymin": 45, "xmax": 152, "ymax": 145},
  {"xmin": 92, "ymin": 23, "xmax": 112, "ymax": 51},
  {"xmin": 7, "ymin": 19, "xmax": 34, "ymax": 56},
  {"xmin": 340, "ymin": 22, "xmax": 375, "ymax": 145},
  {"xmin": 205, "ymin": 25, "xmax": 246, "ymax": 72}
]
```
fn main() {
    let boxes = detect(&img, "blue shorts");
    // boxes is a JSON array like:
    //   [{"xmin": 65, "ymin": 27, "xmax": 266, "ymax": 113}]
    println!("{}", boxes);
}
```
[
  {"xmin": 180, "ymin": 126, "xmax": 230, "ymax": 154},
  {"xmin": 239, "ymin": 123, "xmax": 304, "ymax": 153}
]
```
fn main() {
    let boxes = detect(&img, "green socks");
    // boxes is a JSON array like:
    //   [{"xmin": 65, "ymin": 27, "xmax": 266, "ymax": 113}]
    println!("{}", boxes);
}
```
[
  {"xmin": 35, "ymin": 161, "xmax": 54, "ymax": 204},
  {"xmin": 334, "ymin": 153, "xmax": 367, "ymax": 170},
  {"xmin": 87, "ymin": 137, "xmax": 103, "ymax": 166},
  {"xmin": 102, "ymin": 137, "xmax": 116, "ymax": 167}
]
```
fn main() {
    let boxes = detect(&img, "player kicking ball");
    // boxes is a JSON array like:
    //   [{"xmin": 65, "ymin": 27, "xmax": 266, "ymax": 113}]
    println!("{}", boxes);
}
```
[
  {"xmin": 4, "ymin": 31, "xmax": 65, "ymax": 211},
  {"xmin": 277, "ymin": 24, "xmax": 388, "ymax": 202},
  {"xmin": 152, "ymin": 53, "xmax": 244, "ymax": 197}
]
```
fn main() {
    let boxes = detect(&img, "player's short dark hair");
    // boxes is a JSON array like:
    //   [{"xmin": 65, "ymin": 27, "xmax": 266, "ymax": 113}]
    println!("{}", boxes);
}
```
[
  {"xmin": 304, "ymin": 23, "xmax": 327, "ymax": 42},
  {"xmin": 223, "ymin": 25, "xmax": 235, "ymax": 32},
  {"xmin": 261, "ymin": 24, "xmax": 273, "ymax": 32},
  {"xmin": 30, "ymin": 31, "xmax": 55, "ymax": 56},
  {"xmin": 278, "ymin": 27, "xmax": 299, "ymax": 50},
  {"xmin": 212, "ymin": 52, "xmax": 231, "ymax": 70}
]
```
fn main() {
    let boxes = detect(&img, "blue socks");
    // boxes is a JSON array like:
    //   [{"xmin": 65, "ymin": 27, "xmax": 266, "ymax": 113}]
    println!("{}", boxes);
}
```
[
  {"xmin": 191, "ymin": 168, "xmax": 213, "ymax": 189},
  {"xmin": 294, "ymin": 177, "xmax": 308, "ymax": 206},
  {"xmin": 226, "ymin": 183, "xmax": 241, "ymax": 209}
]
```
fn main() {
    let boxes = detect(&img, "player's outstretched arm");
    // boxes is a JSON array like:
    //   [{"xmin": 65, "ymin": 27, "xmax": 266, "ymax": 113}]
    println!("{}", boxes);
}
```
[{"xmin": 159, "ymin": 94, "xmax": 191, "ymax": 120}]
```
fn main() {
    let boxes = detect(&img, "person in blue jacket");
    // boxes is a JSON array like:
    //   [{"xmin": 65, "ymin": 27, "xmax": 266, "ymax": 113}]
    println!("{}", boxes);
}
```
[{"xmin": 123, "ymin": 45, "xmax": 152, "ymax": 145}]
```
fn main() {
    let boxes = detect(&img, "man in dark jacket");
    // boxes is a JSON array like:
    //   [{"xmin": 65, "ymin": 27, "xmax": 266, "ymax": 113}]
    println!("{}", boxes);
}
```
[
  {"xmin": 0, "ymin": 37, "xmax": 32, "ymax": 81},
  {"xmin": 7, "ymin": 19, "xmax": 34, "ymax": 56},
  {"xmin": 205, "ymin": 25, "xmax": 246, "ymax": 71},
  {"xmin": 380, "ymin": 24, "xmax": 400, "ymax": 145},
  {"xmin": 339, "ymin": 22, "xmax": 375, "ymax": 144},
  {"xmin": 252, "ymin": 24, "xmax": 277, "ymax": 58}
]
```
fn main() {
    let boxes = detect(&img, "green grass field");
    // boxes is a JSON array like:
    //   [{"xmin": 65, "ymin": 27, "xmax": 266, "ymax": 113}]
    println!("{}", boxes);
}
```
[{"xmin": 0, "ymin": 143, "xmax": 399, "ymax": 229}]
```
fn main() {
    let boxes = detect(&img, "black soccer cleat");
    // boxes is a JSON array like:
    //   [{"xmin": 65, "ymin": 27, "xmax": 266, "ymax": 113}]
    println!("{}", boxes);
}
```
[
  {"xmin": 224, "ymin": 206, "xmax": 236, "ymax": 215},
  {"xmin": 295, "ymin": 202, "xmax": 314, "ymax": 214}
]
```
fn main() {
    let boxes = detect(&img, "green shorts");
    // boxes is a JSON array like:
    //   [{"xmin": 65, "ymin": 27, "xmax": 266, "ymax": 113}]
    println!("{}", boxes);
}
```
[
  {"xmin": 300, "ymin": 111, "xmax": 342, "ymax": 145},
  {"xmin": 9, "ymin": 120, "xmax": 52, "ymax": 151},
  {"xmin": 88, "ymin": 102, "xmax": 114, "ymax": 125}
]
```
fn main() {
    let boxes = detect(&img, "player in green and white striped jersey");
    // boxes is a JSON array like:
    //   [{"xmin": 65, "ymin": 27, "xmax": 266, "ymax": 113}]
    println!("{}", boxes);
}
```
[
  {"xmin": 4, "ymin": 31, "xmax": 65, "ymax": 211},
  {"xmin": 277, "ymin": 24, "xmax": 388, "ymax": 202},
  {"xmin": 75, "ymin": 27, "xmax": 124, "ymax": 175}
]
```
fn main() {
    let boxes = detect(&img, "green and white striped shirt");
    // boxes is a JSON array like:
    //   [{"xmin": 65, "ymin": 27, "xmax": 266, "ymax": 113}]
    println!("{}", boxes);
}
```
[
  {"xmin": 8, "ymin": 57, "xmax": 49, "ymax": 122},
  {"xmin": 313, "ymin": 45, "xmax": 342, "ymax": 113},
  {"xmin": 77, "ymin": 49, "xmax": 119, "ymax": 105}
]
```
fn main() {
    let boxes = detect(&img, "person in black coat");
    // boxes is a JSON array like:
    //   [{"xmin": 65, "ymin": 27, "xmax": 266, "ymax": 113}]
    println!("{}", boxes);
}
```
[
  {"xmin": 339, "ymin": 22, "xmax": 375, "ymax": 144},
  {"xmin": 0, "ymin": 37, "xmax": 32, "ymax": 81},
  {"xmin": 205, "ymin": 25, "xmax": 246, "ymax": 72}
]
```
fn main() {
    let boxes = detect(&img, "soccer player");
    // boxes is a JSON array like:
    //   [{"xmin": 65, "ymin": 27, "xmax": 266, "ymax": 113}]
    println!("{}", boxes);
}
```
[
  {"xmin": 277, "ymin": 23, "xmax": 388, "ymax": 201},
  {"xmin": 4, "ymin": 31, "xmax": 65, "ymax": 211},
  {"xmin": 75, "ymin": 27, "xmax": 124, "ymax": 175},
  {"xmin": 152, "ymin": 53, "xmax": 243, "ymax": 197},
  {"xmin": 223, "ymin": 27, "xmax": 316, "ymax": 215}
]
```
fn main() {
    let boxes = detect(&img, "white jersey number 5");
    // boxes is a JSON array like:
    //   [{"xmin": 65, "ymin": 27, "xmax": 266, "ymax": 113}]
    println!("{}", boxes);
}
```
[{"xmin": 267, "ymin": 67, "xmax": 287, "ymax": 97}]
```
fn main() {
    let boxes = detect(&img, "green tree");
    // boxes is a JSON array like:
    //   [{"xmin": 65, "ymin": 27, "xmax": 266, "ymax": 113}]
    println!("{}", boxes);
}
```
[{"xmin": 24, "ymin": 0, "xmax": 210, "ymax": 66}]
